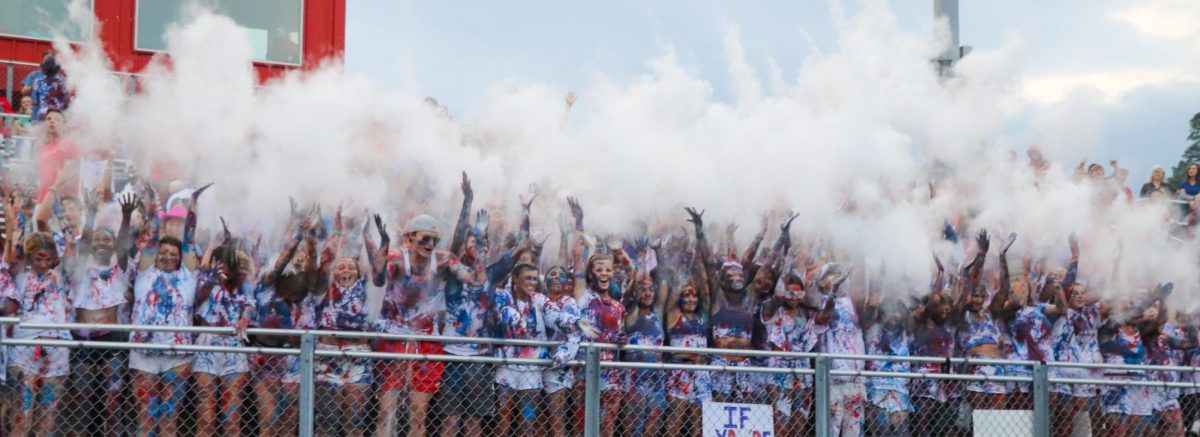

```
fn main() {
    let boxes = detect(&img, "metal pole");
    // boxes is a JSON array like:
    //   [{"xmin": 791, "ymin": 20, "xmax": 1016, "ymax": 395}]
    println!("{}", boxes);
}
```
[
  {"xmin": 584, "ymin": 345, "xmax": 601, "ymax": 437},
  {"xmin": 815, "ymin": 356, "xmax": 831, "ymax": 437},
  {"xmin": 298, "ymin": 334, "xmax": 316, "ymax": 437},
  {"xmin": 1032, "ymin": 362, "xmax": 1050, "ymax": 437},
  {"xmin": 5, "ymin": 62, "xmax": 13, "ymax": 103}
]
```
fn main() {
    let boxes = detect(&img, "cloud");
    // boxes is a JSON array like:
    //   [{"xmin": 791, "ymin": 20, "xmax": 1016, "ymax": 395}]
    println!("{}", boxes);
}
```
[
  {"xmin": 1020, "ymin": 69, "xmax": 1200, "ymax": 105},
  {"xmin": 1110, "ymin": 0, "xmax": 1200, "ymax": 40}
]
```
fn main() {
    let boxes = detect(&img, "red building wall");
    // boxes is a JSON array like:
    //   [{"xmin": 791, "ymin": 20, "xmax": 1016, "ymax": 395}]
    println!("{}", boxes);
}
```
[{"xmin": 1, "ymin": 0, "xmax": 345, "ymax": 82}]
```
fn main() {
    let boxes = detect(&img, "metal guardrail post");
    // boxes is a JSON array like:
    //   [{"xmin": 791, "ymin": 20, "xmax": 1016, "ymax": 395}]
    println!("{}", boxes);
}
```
[
  {"xmin": 0, "ymin": 319, "xmax": 7, "ymax": 372},
  {"xmin": 5, "ymin": 63, "xmax": 13, "ymax": 103},
  {"xmin": 298, "ymin": 333, "xmax": 316, "ymax": 437},
  {"xmin": 814, "ymin": 356, "xmax": 831, "ymax": 437},
  {"xmin": 1032, "ymin": 362, "xmax": 1049, "ymax": 437},
  {"xmin": 584, "ymin": 345, "xmax": 601, "ymax": 437}
]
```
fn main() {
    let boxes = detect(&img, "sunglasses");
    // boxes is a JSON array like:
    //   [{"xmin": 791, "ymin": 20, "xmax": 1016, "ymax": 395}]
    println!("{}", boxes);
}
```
[{"xmin": 416, "ymin": 235, "xmax": 440, "ymax": 246}]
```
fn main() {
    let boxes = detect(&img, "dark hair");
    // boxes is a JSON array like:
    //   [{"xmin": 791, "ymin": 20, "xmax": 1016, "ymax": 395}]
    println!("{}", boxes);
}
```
[
  {"xmin": 511, "ymin": 263, "xmax": 539, "ymax": 281},
  {"xmin": 158, "ymin": 236, "xmax": 184, "ymax": 253},
  {"xmin": 45, "ymin": 108, "xmax": 64, "ymax": 118}
]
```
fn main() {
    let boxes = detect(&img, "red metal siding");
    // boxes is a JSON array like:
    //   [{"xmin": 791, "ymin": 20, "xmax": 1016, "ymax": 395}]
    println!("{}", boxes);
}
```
[{"xmin": 1, "ymin": 0, "xmax": 344, "ymax": 83}]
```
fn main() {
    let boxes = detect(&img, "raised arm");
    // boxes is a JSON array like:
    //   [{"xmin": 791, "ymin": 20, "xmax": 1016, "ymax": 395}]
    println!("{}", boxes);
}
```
[
  {"xmin": 740, "ymin": 215, "xmax": 768, "ymax": 271},
  {"xmin": 449, "ymin": 172, "xmax": 474, "ymax": 256},
  {"xmin": 684, "ymin": 207, "xmax": 721, "ymax": 315},
  {"xmin": 4, "ymin": 188, "xmax": 22, "ymax": 266},
  {"xmin": 991, "ymin": 233, "xmax": 1018, "ymax": 318},
  {"xmin": 519, "ymin": 191, "xmax": 536, "ymax": 242},
  {"xmin": 1062, "ymin": 233, "xmax": 1080, "ymax": 291},
  {"xmin": 364, "ymin": 213, "xmax": 390, "ymax": 287},
  {"xmin": 182, "ymin": 183, "xmax": 213, "ymax": 271},
  {"xmin": 115, "ymin": 193, "xmax": 137, "ymax": 271}
]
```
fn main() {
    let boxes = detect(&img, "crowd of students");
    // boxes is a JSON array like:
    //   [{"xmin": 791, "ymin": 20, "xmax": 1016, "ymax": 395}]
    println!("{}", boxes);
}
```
[{"xmin": 2, "ymin": 55, "xmax": 1200, "ymax": 437}]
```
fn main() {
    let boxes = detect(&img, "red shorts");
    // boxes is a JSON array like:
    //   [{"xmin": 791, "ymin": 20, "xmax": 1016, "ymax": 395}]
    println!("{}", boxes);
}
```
[{"xmin": 376, "ymin": 340, "xmax": 444, "ymax": 393}]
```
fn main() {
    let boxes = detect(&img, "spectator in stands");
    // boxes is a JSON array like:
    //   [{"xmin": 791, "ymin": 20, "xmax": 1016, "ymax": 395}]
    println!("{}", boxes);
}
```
[
  {"xmin": 1141, "ymin": 166, "xmax": 1173, "ymax": 198},
  {"xmin": 12, "ymin": 95, "xmax": 34, "ymax": 137},
  {"xmin": 128, "ymin": 185, "xmax": 208, "ymax": 437},
  {"xmin": 36, "ymin": 109, "xmax": 81, "ymax": 203},
  {"xmin": 20, "ymin": 51, "xmax": 54, "ymax": 96},
  {"xmin": 0, "ymin": 190, "xmax": 72, "ymax": 437},
  {"xmin": 66, "ymin": 193, "xmax": 136, "ymax": 436},
  {"xmin": 193, "ymin": 242, "xmax": 256, "ymax": 437},
  {"xmin": 1176, "ymin": 163, "xmax": 1200, "ymax": 202},
  {"xmin": 311, "ymin": 212, "xmax": 383, "ymax": 437},
  {"xmin": 30, "ymin": 52, "xmax": 69, "ymax": 122}
]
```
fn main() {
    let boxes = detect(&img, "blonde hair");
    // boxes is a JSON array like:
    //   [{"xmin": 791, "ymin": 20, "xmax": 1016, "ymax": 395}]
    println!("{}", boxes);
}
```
[
  {"xmin": 1149, "ymin": 165, "xmax": 1166, "ymax": 183},
  {"xmin": 22, "ymin": 232, "xmax": 59, "ymax": 261}
]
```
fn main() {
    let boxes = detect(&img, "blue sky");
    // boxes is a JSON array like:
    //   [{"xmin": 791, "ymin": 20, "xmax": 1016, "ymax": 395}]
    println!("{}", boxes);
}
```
[{"xmin": 344, "ymin": 0, "xmax": 1200, "ymax": 183}]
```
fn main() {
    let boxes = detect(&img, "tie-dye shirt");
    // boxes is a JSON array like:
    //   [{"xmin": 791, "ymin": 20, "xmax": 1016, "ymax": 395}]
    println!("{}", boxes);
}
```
[
  {"xmin": 580, "ymin": 289, "xmax": 625, "ymax": 361},
  {"xmin": 1099, "ymin": 324, "xmax": 1146, "ymax": 379},
  {"xmin": 495, "ymin": 289, "xmax": 549, "ymax": 370},
  {"xmin": 761, "ymin": 303, "xmax": 816, "ymax": 369},
  {"xmin": 865, "ymin": 324, "xmax": 911, "ymax": 393},
  {"xmin": 253, "ymin": 283, "xmax": 318, "ymax": 331},
  {"xmin": 544, "ymin": 293, "xmax": 582, "ymax": 362},
  {"xmin": 442, "ymin": 281, "xmax": 494, "ymax": 356},
  {"xmin": 317, "ymin": 279, "xmax": 368, "ymax": 331},
  {"xmin": 0, "ymin": 264, "xmax": 73, "ymax": 340},
  {"xmin": 69, "ymin": 262, "xmax": 128, "ymax": 310},
  {"xmin": 1050, "ymin": 303, "xmax": 1100, "ymax": 365},
  {"xmin": 378, "ymin": 249, "xmax": 450, "ymax": 335},
  {"xmin": 957, "ymin": 308, "xmax": 1003, "ymax": 356},
  {"xmin": 1007, "ymin": 304, "xmax": 1054, "ymax": 363},
  {"xmin": 195, "ymin": 280, "xmax": 254, "ymax": 347},
  {"xmin": 809, "ymin": 294, "xmax": 865, "ymax": 382},
  {"xmin": 131, "ymin": 266, "xmax": 198, "ymax": 354}
]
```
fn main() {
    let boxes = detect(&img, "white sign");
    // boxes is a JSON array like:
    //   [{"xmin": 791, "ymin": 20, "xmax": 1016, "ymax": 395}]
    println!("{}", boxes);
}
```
[
  {"xmin": 702, "ymin": 401, "xmax": 775, "ymax": 437},
  {"xmin": 972, "ymin": 409, "xmax": 1032, "ymax": 437}
]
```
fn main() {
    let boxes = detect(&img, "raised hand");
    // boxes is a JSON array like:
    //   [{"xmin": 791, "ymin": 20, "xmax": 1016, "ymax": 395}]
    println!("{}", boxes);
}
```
[
  {"xmin": 1001, "ymin": 232, "xmax": 1017, "ymax": 256},
  {"xmin": 976, "ymin": 229, "xmax": 990, "ymax": 254},
  {"xmin": 118, "ymin": 193, "xmax": 138, "ymax": 217},
  {"xmin": 82, "ymin": 189, "xmax": 101, "ymax": 214},
  {"xmin": 781, "ymin": 211, "xmax": 800, "ymax": 234},
  {"xmin": 191, "ymin": 182, "xmax": 214, "ymax": 202},
  {"xmin": 474, "ymin": 209, "xmax": 490, "ymax": 235},
  {"xmin": 567, "ymin": 196, "xmax": 584, "ymax": 225},
  {"xmin": 374, "ymin": 214, "xmax": 389, "ymax": 246},
  {"xmin": 461, "ymin": 171, "xmax": 473, "ymax": 199},
  {"xmin": 219, "ymin": 217, "xmax": 232, "ymax": 244},
  {"xmin": 932, "ymin": 252, "xmax": 944, "ymax": 273},
  {"xmin": 684, "ymin": 207, "xmax": 705, "ymax": 230},
  {"xmin": 522, "ymin": 191, "xmax": 538, "ymax": 211},
  {"xmin": 1068, "ymin": 233, "xmax": 1079, "ymax": 257}
]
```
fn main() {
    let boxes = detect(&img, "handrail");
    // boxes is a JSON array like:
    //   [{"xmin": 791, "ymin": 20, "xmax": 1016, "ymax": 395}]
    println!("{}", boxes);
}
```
[{"xmin": 5, "ymin": 320, "xmax": 1200, "ymax": 374}]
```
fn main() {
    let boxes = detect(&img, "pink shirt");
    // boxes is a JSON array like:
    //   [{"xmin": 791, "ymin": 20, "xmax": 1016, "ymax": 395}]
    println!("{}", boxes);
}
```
[{"xmin": 37, "ymin": 136, "xmax": 81, "ymax": 203}]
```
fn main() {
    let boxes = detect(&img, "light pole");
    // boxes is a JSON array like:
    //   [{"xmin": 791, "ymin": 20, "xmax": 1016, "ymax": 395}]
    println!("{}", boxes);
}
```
[{"xmin": 934, "ymin": 0, "xmax": 972, "ymax": 76}]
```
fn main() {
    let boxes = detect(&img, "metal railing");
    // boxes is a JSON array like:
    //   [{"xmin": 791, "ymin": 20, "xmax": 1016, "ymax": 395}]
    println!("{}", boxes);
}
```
[{"xmin": 4, "ymin": 318, "xmax": 1198, "ymax": 437}]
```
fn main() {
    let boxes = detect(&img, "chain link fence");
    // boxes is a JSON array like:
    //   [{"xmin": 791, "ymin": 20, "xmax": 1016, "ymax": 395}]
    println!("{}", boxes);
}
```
[{"xmin": 4, "ymin": 319, "xmax": 1200, "ymax": 437}]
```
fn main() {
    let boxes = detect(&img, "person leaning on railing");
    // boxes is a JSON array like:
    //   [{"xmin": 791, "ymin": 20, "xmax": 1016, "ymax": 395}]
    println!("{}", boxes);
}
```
[
  {"xmin": 310, "ymin": 209, "xmax": 381, "ymax": 437},
  {"xmin": 127, "ymin": 183, "xmax": 209, "ymax": 437},
  {"xmin": 63, "ymin": 191, "xmax": 137, "ymax": 436},
  {"xmin": 249, "ymin": 210, "xmax": 320, "ymax": 437},
  {"xmin": 0, "ymin": 185, "xmax": 73, "ymax": 437}
]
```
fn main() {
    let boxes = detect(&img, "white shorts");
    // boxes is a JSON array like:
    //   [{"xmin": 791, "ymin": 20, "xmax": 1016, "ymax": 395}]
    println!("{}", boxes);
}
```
[
  {"xmin": 193, "ymin": 351, "xmax": 249, "ymax": 377},
  {"xmin": 543, "ymin": 367, "xmax": 575, "ymax": 394},
  {"xmin": 8, "ymin": 345, "xmax": 70, "ymax": 378},
  {"xmin": 130, "ymin": 351, "xmax": 193, "ymax": 375},
  {"xmin": 496, "ymin": 366, "xmax": 542, "ymax": 390}
]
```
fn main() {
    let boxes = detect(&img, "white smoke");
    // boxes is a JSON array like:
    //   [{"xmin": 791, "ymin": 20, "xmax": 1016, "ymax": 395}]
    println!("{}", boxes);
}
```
[{"xmin": 46, "ymin": 1, "xmax": 1198, "ymax": 304}]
